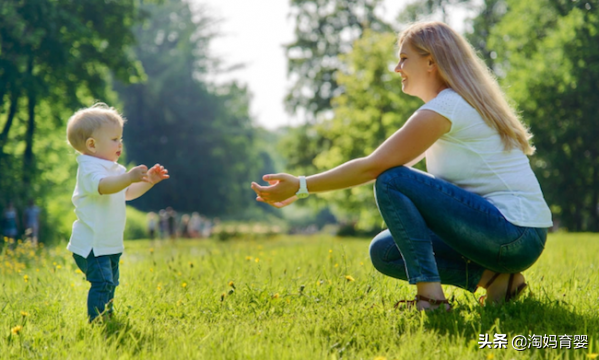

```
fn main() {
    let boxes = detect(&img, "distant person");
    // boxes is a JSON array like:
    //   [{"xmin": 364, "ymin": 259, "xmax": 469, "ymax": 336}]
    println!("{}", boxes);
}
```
[
  {"xmin": 65, "ymin": 103, "xmax": 169, "ymax": 322},
  {"xmin": 201, "ymin": 216, "xmax": 213, "ymax": 238},
  {"xmin": 179, "ymin": 214, "xmax": 190, "ymax": 238},
  {"xmin": 166, "ymin": 206, "xmax": 177, "ymax": 239},
  {"xmin": 158, "ymin": 209, "xmax": 168, "ymax": 239},
  {"xmin": 188, "ymin": 212, "xmax": 202, "ymax": 238},
  {"xmin": 2, "ymin": 201, "xmax": 19, "ymax": 242},
  {"xmin": 23, "ymin": 199, "xmax": 41, "ymax": 246},
  {"xmin": 252, "ymin": 22, "xmax": 552, "ymax": 311},
  {"xmin": 147, "ymin": 212, "xmax": 158, "ymax": 240}
]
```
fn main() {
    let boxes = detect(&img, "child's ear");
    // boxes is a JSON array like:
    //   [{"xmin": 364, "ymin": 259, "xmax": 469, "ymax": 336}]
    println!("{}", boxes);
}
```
[{"xmin": 85, "ymin": 137, "xmax": 96, "ymax": 153}]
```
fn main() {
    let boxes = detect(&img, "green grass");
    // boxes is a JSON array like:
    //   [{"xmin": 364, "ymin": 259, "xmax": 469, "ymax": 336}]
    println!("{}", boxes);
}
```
[{"xmin": 1, "ymin": 232, "xmax": 598, "ymax": 359}]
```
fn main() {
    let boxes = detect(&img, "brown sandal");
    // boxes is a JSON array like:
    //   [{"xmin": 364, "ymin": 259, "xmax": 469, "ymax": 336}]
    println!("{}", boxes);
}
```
[
  {"xmin": 479, "ymin": 273, "xmax": 528, "ymax": 305},
  {"xmin": 394, "ymin": 295, "xmax": 452, "ymax": 312}
]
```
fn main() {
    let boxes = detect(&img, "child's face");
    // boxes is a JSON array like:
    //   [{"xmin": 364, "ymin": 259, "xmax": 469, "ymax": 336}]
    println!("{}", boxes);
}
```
[{"xmin": 86, "ymin": 122, "xmax": 123, "ymax": 162}]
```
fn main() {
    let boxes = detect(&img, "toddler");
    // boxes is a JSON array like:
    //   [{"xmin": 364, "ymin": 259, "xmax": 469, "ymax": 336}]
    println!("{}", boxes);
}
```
[{"xmin": 66, "ymin": 103, "xmax": 169, "ymax": 322}]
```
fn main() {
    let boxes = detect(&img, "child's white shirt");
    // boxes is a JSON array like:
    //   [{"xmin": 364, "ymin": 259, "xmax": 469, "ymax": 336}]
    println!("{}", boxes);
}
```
[
  {"xmin": 67, "ymin": 155, "xmax": 127, "ymax": 257},
  {"xmin": 421, "ymin": 88, "xmax": 553, "ymax": 228}
]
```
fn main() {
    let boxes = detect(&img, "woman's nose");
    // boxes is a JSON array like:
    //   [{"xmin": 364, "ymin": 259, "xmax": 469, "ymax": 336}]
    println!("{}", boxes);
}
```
[{"xmin": 394, "ymin": 62, "xmax": 402, "ymax": 73}]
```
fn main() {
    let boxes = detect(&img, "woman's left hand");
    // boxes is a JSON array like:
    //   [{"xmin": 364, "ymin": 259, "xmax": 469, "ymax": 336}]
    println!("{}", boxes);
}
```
[{"xmin": 251, "ymin": 173, "xmax": 300, "ymax": 208}]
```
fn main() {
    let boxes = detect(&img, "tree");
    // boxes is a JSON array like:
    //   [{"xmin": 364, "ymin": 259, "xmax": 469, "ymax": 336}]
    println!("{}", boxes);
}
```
[
  {"xmin": 0, "ymin": 0, "xmax": 145, "ymax": 241},
  {"xmin": 285, "ymin": 0, "xmax": 391, "ymax": 122},
  {"xmin": 488, "ymin": 0, "xmax": 599, "ymax": 230},
  {"xmin": 117, "ymin": 0, "xmax": 265, "ymax": 216},
  {"xmin": 307, "ymin": 30, "xmax": 423, "ymax": 228}
]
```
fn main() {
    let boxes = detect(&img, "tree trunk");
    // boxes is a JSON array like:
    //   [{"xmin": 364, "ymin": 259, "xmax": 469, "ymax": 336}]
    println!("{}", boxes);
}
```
[
  {"xmin": 22, "ymin": 89, "xmax": 35, "ymax": 186},
  {"xmin": 23, "ymin": 55, "xmax": 36, "ymax": 187},
  {"xmin": 590, "ymin": 160, "xmax": 599, "ymax": 232},
  {"xmin": 0, "ymin": 93, "xmax": 19, "ymax": 154}
]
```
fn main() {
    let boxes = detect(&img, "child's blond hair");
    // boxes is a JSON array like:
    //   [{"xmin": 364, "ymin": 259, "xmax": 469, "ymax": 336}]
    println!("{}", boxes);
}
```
[{"xmin": 66, "ymin": 103, "xmax": 126, "ymax": 153}]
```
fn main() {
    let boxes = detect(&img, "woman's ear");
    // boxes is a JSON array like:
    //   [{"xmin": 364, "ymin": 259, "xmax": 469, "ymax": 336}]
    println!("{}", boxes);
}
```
[
  {"xmin": 85, "ymin": 137, "xmax": 96, "ymax": 153},
  {"xmin": 427, "ymin": 57, "xmax": 436, "ymax": 71}
]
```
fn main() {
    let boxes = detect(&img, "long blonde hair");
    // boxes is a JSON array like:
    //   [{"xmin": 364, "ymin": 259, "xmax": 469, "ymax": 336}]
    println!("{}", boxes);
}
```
[{"xmin": 399, "ymin": 21, "xmax": 534, "ymax": 155}]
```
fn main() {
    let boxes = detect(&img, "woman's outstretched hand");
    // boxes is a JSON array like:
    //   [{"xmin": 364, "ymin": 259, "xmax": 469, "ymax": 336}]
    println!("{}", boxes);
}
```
[{"xmin": 251, "ymin": 173, "xmax": 300, "ymax": 208}]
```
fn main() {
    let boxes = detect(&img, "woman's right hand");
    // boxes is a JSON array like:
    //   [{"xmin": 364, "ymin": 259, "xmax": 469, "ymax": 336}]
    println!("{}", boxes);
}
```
[{"xmin": 251, "ymin": 173, "xmax": 300, "ymax": 208}]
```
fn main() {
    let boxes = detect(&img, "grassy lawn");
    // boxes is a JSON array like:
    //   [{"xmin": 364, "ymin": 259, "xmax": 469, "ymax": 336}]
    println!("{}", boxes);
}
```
[{"xmin": 1, "ymin": 232, "xmax": 598, "ymax": 359}]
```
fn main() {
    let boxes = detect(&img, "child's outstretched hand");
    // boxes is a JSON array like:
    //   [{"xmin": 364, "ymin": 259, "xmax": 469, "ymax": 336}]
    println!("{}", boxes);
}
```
[
  {"xmin": 128, "ymin": 165, "xmax": 149, "ymax": 183},
  {"xmin": 146, "ymin": 164, "xmax": 170, "ymax": 184}
]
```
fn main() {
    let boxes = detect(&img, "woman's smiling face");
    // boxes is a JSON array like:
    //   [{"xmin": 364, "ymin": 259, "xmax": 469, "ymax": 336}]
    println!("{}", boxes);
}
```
[{"xmin": 394, "ymin": 41, "xmax": 444, "ymax": 102}]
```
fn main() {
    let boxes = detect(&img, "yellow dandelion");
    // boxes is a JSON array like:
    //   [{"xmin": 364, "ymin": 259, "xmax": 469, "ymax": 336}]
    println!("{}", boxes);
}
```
[
  {"xmin": 75, "ymin": 269, "xmax": 83, "ymax": 274},
  {"xmin": 23, "ymin": 275, "xmax": 29, "ymax": 282},
  {"xmin": 71, "ymin": 283, "xmax": 75, "ymax": 287},
  {"xmin": 20, "ymin": 311, "xmax": 29, "ymax": 317},
  {"xmin": 228, "ymin": 281, "xmax": 235, "ymax": 289},
  {"xmin": 157, "ymin": 285, "xmax": 162, "ymax": 291},
  {"xmin": 345, "ymin": 275, "xmax": 355, "ymax": 282},
  {"xmin": 150, "ymin": 248, "xmax": 154, "ymax": 253},
  {"xmin": 182, "ymin": 282, "xmax": 187, "ymax": 288},
  {"xmin": 255, "ymin": 258, "xmax": 259, "ymax": 263},
  {"xmin": 36, "ymin": 269, "xmax": 39, "ymax": 272},
  {"xmin": 150, "ymin": 268, "xmax": 154, "ymax": 272},
  {"xmin": 11, "ymin": 325, "xmax": 22, "ymax": 335},
  {"xmin": 272, "ymin": 293, "xmax": 280, "ymax": 299},
  {"xmin": 360, "ymin": 262, "xmax": 364, "ymax": 266},
  {"xmin": 487, "ymin": 354, "xmax": 495, "ymax": 360},
  {"xmin": 587, "ymin": 354, "xmax": 599, "ymax": 359},
  {"xmin": 329, "ymin": 249, "xmax": 333, "ymax": 253},
  {"xmin": 56, "ymin": 265, "xmax": 62, "ymax": 269},
  {"xmin": 334, "ymin": 263, "xmax": 338, "ymax": 268},
  {"xmin": 53, "ymin": 262, "xmax": 57, "ymax": 266},
  {"xmin": 220, "ymin": 292, "xmax": 226, "ymax": 301},
  {"xmin": 245, "ymin": 256, "xmax": 253, "ymax": 261},
  {"xmin": 120, "ymin": 260, "xmax": 124, "ymax": 265}
]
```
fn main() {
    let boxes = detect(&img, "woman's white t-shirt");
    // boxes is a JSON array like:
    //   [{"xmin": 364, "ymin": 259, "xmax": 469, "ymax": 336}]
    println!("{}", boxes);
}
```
[{"xmin": 420, "ymin": 88, "xmax": 552, "ymax": 228}]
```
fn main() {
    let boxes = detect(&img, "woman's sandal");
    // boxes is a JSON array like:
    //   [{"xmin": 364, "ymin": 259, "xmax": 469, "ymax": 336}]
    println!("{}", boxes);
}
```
[
  {"xmin": 394, "ymin": 295, "xmax": 452, "ymax": 312},
  {"xmin": 478, "ymin": 273, "xmax": 528, "ymax": 305}
]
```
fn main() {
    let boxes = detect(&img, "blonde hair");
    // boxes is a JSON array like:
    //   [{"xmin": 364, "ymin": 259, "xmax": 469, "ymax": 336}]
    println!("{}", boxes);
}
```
[
  {"xmin": 399, "ymin": 21, "xmax": 534, "ymax": 155},
  {"xmin": 66, "ymin": 103, "xmax": 125, "ymax": 153}
]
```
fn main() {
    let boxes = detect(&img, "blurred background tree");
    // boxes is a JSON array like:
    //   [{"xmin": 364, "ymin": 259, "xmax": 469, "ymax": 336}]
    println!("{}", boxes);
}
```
[
  {"xmin": 487, "ymin": 0, "xmax": 599, "ymax": 231},
  {"xmin": 1, "ymin": 0, "xmax": 598, "ymax": 243},
  {"xmin": 0, "ymin": 0, "xmax": 144, "ymax": 242},
  {"xmin": 115, "ymin": 0, "xmax": 271, "ymax": 217}
]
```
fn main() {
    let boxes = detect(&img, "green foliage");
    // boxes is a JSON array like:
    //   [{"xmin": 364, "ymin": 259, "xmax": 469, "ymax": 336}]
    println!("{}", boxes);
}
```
[
  {"xmin": 0, "ymin": 233, "xmax": 598, "ymax": 359},
  {"xmin": 124, "ymin": 206, "xmax": 150, "ymax": 241},
  {"xmin": 487, "ymin": 0, "xmax": 599, "ymax": 230},
  {"xmin": 285, "ymin": 0, "xmax": 391, "ymax": 120},
  {"xmin": 311, "ymin": 31, "xmax": 423, "ymax": 228},
  {"xmin": 0, "ymin": 0, "xmax": 145, "ymax": 242},
  {"xmin": 116, "ymin": 0, "xmax": 266, "ymax": 217},
  {"xmin": 398, "ymin": 0, "xmax": 472, "ymax": 23}
]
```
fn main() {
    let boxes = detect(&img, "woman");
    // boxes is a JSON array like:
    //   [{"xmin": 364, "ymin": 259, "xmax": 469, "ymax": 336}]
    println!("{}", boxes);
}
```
[{"xmin": 251, "ymin": 21, "xmax": 552, "ymax": 311}]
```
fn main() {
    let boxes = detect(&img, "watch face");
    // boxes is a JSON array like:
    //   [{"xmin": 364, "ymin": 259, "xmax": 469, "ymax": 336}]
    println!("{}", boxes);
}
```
[{"xmin": 296, "ymin": 192, "xmax": 309, "ymax": 199}]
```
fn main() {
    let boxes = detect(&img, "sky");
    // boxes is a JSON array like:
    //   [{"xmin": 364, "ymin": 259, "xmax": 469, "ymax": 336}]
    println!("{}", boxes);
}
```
[{"xmin": 193, "ymin": 0, "xmax": 473, "ymax": 130}]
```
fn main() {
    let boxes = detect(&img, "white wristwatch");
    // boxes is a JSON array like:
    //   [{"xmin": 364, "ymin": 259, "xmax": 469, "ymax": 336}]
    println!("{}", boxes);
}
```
[{"xmin": 295, "ymin": 176, "xmax": 310, "ymax": 199}]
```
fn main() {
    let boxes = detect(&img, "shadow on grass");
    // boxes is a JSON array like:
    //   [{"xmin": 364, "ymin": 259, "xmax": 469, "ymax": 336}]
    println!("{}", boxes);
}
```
[
  {"xmin": 422, "ymin": 296, "xmax": 598, "ymax": 340},
  {"xmin": 100, "ymin": 317, "xmax": 153, "ymax": 354}
]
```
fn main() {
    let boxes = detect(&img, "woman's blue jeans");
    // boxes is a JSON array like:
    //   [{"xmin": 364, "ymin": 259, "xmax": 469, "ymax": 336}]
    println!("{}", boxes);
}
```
[
  {"xmin": 73, "ymin": 250, "xmax": 121, "ymax": 322},
  {"xmin": 370, "ymin": 166, "xmax": 548, "ymax": 292}
]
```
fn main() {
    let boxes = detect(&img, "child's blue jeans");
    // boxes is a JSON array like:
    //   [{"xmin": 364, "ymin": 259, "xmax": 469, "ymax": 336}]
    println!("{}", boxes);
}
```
[
  {"xmin": 73, "ymin": 250, "xmax": 121, "ymax": 322},
  {"xmin": 370, "ymin": 166, "xmax": 548, "ymax": 292}
]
